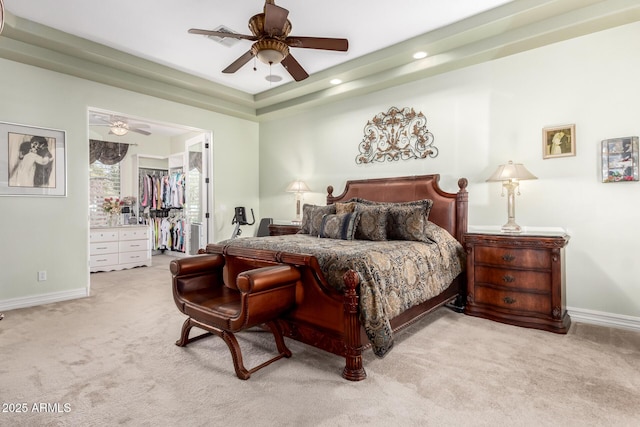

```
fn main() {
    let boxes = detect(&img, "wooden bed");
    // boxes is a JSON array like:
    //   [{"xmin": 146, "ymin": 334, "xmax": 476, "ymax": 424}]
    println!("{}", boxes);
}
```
[{"xmin": 203, "ymin": 174, "xmax": 468, "ymax": 381}]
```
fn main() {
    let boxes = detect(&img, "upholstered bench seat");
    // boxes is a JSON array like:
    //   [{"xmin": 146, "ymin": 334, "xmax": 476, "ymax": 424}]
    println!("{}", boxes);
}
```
[{"xmin": 171, "ymin": 254, "xmax": 300, "ymax": 379}]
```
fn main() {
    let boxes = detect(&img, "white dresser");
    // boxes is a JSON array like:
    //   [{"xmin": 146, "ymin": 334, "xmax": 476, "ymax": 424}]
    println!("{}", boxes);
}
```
[{"xmin": 90, "ymin": 225, "xmax": 152, "ymax": 272}]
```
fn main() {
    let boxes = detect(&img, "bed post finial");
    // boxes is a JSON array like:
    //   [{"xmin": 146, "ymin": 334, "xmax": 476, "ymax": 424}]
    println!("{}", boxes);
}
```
[
  {"xmin": 327, "ymin": 185, "xmax": 334, "ymax": 197},
  {"xmin": 458, "ymin": 178, "xmax": 468, "ymax": 191}
]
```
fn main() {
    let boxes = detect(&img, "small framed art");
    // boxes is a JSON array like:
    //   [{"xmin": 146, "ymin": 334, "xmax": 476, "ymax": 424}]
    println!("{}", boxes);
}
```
[
  {"xmin": 601, "ymin": 136, "xmax": 639, "ymax": 183},
  {"xmin": 0, "ymin": 121, "xmax": 67, "ymax": 196},
  {"xmin": 543, "ymin": 124, "xmax": 576, "ymax": 159}
]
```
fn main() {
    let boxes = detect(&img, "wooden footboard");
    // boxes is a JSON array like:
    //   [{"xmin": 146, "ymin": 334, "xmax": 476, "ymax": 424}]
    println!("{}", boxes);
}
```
[{"xmin": 204, "ymin": 243, "xmax": 465, "ymax": 381}]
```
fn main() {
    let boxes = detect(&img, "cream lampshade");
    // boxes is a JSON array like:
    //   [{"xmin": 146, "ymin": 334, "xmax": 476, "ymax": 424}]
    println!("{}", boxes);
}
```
[
  {"xmin": 286, "ymin": 180, "xmax": 311, "ymax": 223},
  {"xmin": 486, "ymin": 160, "xmax": 537, "ymax": 233}
]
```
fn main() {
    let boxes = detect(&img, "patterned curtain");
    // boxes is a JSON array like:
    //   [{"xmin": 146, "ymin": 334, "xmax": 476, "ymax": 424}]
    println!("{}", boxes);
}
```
[{"xmin": 89, "ymin": 140, "xmax": 129, "ymax": 165}]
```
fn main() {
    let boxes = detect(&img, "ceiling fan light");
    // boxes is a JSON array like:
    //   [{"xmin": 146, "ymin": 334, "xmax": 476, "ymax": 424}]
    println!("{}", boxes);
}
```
[
  {"xmin": 251, "ymin": 38, "xmax": 289, "ymax": 65},
  {"xmin": 257, "ymin": 48, "xmax": 285, "ymax": 64},
  {"xmin": 110, "ymin": 120, "xmax": 129, "ymax": 136}
]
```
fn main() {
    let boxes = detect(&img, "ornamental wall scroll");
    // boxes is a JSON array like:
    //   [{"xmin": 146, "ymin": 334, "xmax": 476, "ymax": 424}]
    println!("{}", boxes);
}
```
[{"xmin": 355, "ymin": 107, "xmax": 438, "ymax": 164}]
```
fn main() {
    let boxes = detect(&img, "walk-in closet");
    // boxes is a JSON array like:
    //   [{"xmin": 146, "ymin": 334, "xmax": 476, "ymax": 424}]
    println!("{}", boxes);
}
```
[{"xmin": 88, "ymin": 109, "xmax": 211, "ymax": 272}]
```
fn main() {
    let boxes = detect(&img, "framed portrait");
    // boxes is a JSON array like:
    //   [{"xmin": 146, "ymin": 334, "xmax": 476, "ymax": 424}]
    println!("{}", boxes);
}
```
[
  {"xmin": 601, "ymin": 136, "xmax": 639, "ymax": 183},
  {"xmin": 542, "ymin": 124, "xmax": 576, "ymax": 159},
  {"xmin": 0, "ymin": 121, "xmax": 67, "ymax": 197}
]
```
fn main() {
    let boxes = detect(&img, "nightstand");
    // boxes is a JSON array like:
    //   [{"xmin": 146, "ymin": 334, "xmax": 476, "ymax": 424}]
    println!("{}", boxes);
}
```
[
  {"xmin": 268, "ymin": 223, "xmax": 301, "ymax": 236},
  {"xmin": 464, "ymin": 228, "xmax": 570, "ymax": 334}
]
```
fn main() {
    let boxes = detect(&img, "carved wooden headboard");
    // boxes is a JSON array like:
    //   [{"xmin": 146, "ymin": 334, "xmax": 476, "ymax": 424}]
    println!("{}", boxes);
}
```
[{"xmin": 326, "ymin": 174, "xmax": 468, "ymax": 243}]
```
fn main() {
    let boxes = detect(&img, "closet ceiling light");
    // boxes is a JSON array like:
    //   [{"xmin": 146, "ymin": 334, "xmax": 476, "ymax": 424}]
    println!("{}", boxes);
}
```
[{"xmin": 110, "ymin": 121, "xmax": 129, "ymax": 136}]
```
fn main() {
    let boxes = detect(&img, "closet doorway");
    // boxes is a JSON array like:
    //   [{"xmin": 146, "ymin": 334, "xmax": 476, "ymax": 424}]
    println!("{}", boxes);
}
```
[{"xmin": 88, "ymin": 107, "xmax": 212, "ymax": 274}]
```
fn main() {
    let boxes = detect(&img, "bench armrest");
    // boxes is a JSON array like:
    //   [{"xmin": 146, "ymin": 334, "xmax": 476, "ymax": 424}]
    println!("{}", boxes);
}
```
[
  {"xmin": 236, "ymin": 265, "xmax": 301, "ymax": 294},
  {"xmin": 171, "ymin": 254, "xmax": 225, "ymax": 296},
  {"xmin": 170, "ymin": 254, "xmax": 224, "ymax": 276}
]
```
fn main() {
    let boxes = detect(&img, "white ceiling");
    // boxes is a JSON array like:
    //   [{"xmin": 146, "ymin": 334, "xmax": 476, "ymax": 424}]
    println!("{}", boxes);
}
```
[
  {"xmin": 3, "ymin": 0, "xmax": 639, "ymax": 129},
  {"xmin": 3, "ymin": 0, "xmax": 513, "ymax": 95}
]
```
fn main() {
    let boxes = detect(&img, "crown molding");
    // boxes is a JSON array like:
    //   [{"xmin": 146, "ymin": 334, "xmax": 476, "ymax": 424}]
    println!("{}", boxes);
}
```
[{"xmin": 0, "ymin": 0, "xmax": 638, "ymax": 122}]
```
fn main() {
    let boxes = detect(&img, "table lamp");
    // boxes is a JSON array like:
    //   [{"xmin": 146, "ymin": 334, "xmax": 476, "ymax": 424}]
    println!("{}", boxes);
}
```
[
  {"xmin": 486, "ymin": 160, "xmax": 537, "ymax": 233},
  {"xmin": 286, "ymin": 180, "xmax": 310, "ymax": 223}
]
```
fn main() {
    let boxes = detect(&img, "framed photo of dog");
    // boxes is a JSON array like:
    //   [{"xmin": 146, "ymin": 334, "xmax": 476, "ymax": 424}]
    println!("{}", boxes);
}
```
[
  {"xmin": 543, "ymin": 124, "xmax": 576, "ymax": 159},
  {"xmin": 0, "ymin": 121, "xmax": 67, "ymax": 197}
]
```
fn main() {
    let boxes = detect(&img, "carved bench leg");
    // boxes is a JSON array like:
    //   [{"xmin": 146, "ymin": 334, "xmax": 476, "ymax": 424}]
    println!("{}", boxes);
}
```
[
  {"xmin": 177, "ymin": 318, "xmax": 292, "ymax": 380},
  {"xmin": 175, "ymin": 317, "xmax": 212, "ymax": 347},
  {"xmin": 265, "ymin": 320, "xmax": 292, "ymax": 359}
]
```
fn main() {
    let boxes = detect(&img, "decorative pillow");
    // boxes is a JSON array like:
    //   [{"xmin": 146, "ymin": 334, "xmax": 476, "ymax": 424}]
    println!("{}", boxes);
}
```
[
  {"xmin": 335, "ymin": 202, "xmax": 356, "ymax": 215},
  {"xmin": 300, "ymin": 204, "xmax": 336, "ymax": 236},
  {"xmin": 386, "ymin": 204, "xmax": 429, "ymax": 242},
  {"xmin": 354, "ymin": 204, "xmax": 388, "ymax": 241},
  {"xmin": 355, "ymin": 198, "xmax": 433, "ymax": 217},
  {"xmin": 423, "ymin": 220, "xmax": 455, "ymax": 244},
  {"xmin": 319, "ymin": 212, "xmax": 360, "ymax": 240},
  {"xmin": 350, "ymin": 199, "xmax": 433, "ymax": 241}
]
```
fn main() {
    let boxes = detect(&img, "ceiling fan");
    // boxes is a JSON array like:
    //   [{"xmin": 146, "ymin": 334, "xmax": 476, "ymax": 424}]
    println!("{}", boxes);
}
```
[
  {"xmin": 90, "ymin": 114, "xmax": 151, "ymax": 136},
  {"xmin": 188, "ymin": 0, "xmax": 349, "ymax": 82}
]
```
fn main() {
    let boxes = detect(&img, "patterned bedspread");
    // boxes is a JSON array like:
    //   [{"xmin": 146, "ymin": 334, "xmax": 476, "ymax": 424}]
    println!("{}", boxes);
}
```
[{"xmin": 218, "ymin": 232, "xmax": 465, "ymax": 357}]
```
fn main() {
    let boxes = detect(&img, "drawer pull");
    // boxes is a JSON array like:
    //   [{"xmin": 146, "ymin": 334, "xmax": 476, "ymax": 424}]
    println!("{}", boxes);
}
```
[
  {"xmin": 502, "ymin": 254, "xmax": 516, "ymax": 262},
  {"xmin": 97, "ymin": 246, "xmax": 107, "ymax": 250},
  {"xmin": 503, "ymin": 296, "xmax": 517, "ymax": 304},
  {"xmin": 502, "ymin": 275, "xmax": 515, "ymax": 283}
]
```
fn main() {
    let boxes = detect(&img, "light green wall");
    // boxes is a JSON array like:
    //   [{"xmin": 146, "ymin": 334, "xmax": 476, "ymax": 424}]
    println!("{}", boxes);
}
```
[
  {"xmin": 0, "ymin": 58, "xmax": 259, "ymax": 307},
  {"xmin": 259, "ymin": 22, "xmax": 640, "ymax": 318}
]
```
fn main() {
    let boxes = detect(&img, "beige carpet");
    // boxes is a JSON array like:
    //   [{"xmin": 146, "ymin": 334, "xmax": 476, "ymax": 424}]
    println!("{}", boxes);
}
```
[{"xmin": 1, "ymin": 254, "xmax": 639, "ymax": 426}]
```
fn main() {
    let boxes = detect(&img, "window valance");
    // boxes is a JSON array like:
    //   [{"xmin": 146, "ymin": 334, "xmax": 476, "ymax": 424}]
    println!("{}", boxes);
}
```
[{"xmin": 90, "ymin": 140, "xmax": 129, "ymax": 165}]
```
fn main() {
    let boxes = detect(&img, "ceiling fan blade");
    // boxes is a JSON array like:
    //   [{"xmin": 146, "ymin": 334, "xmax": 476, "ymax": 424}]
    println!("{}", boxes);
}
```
[
  {"xmin": 281, "ymin": 54, "xmax": 309, "ymax": 82},
  {"xmin": 130, "ymin": 128, "xmax": 151, "ymax": 136},
  {"xmin": 222, "ymin": 50, "xmax": 255, "ymax": 74},
  {"xmin": 92, "ymin": 115, "xmax": 113, "ymax": 125},
  {"xmin": 264, "ymin": 3, "xmax": 289, "ymax": 36},
  {"xmin": 286, "ymin": 37, "xmax": 349, "ymax": 51},
  {"xmin": 129, "ymin": 123, "xmax": 150, "ymax": 129},
  {"xmin": 188, "ymin": 28, "xmax": 257, "ymax": 41}
]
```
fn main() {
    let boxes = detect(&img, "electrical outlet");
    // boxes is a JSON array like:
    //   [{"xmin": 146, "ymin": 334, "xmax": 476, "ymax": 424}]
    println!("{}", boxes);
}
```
[{"xmin": 38, "ymin": 271, "xmax": 47, "ymax": 281}]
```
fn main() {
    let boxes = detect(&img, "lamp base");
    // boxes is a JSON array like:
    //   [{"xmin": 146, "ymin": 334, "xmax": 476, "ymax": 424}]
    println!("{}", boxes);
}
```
[{"xmin": 501, "ymin": 221, "xmax": 522, "ymax": 233}]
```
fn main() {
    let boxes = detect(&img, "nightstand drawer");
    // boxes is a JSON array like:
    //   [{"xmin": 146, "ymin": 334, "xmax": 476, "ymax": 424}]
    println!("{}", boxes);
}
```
[
  {"xmin": 475, "ymin": 246, "xmax": 550, "ymax": 269},
  {"xmin": 475, "ymin": 286, "xmax": 551, "ymax": 315},
  {"xmin": 474, "ymin": 266, "xmax": 551, "ymax": 293}
]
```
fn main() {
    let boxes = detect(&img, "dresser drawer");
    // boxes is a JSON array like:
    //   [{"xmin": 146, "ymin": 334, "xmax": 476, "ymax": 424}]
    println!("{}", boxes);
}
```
[
  {"xmin": 119, "ymin": 250, "xmax": 150, "ymax": 264},
  {"xmin": 90, "ymin": 229, "xmax": 119, "ymax": 243},
  {"xmin": 119, "ymin": 227, "xmax": 149, "ymax": 241},
  {"xmin": 90, "ymin": 241, "xmax": 118, "ymax": 255},
  {"xmin": 119, "ymin": 239, "xmax": 149, "ymax": 253},
  {"xmin": 474, "ymin": 286, "xmax": 551, "ymax": 315},
  {"xmin": 90, "ymin": 253, "xmax": 119, "ymax": 268},
  {"xmin": 474, "ymin": 266, "xmax": 551, "ymax": 293},
  {"xmin": 475, "ymin": 246, "xmax": 550, "ymax": 269}
]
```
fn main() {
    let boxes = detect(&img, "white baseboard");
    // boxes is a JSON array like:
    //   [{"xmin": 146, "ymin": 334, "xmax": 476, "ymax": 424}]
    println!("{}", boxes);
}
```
[
  {"xmin": 568, "ymin": 306, "xmax": 640, "ymax": 332},
  {"xmin": 0, "ymin": 288, "xmax": 89, "ymax": 312}
]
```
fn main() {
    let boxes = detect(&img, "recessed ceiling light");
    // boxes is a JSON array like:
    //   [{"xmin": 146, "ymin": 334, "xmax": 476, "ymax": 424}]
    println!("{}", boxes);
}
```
[
  {"xmin": 413, "ymin": 51, "xmax": 428, "ymax": 59},
  {"xmin": 330, "ymin": 78, "xmax": 342, "ymax": 85},
  {"xmin": 265, "ymin": 74, "xmax": 283, "ymax": 82}
]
